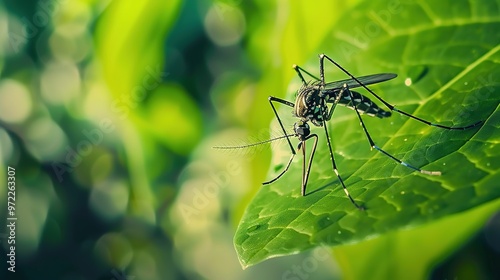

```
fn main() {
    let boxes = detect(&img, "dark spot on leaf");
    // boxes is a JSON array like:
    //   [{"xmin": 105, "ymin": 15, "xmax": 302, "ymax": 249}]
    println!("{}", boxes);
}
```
[
  {"xmin": 274, "ymin": 164, "xmax": 284, "ymax": 172},
  {"xmin": 406, "ymin": 65, "xmax": 429, "ymax": 84},
  {"xmin": 316, "ymin": 212, "xmax": 346, "ymax": 231},
  {"xmin": 247, "ymin": 224, "xmax": 267, "ymax": 233},
  {"xmin": 317, "ymin": 215, "xmax": 333, "ymax": 230}
]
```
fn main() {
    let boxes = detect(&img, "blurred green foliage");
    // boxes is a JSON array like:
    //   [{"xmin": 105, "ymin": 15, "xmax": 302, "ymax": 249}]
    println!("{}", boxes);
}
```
[{"xmin": 0, "ymin": 0, "xmax": 498, "ymax": 280}]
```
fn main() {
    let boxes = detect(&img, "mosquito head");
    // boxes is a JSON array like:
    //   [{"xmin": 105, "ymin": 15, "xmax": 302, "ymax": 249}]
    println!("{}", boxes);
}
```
[{"xmin": 294, "ymin": 121, "xmax": 310, "ymax": 141}]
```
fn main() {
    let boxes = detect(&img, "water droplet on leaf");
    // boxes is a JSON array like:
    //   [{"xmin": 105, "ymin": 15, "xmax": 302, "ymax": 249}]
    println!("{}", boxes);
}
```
[{"xmin": 405, "ymin": 78, "xmax": 412, "ymax": 86}]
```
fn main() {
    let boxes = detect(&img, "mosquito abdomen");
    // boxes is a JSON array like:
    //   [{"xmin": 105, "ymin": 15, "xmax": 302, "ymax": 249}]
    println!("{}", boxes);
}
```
[{"xmin": 337, "ymin": 91, "xmax": 391, "ymax": 118}]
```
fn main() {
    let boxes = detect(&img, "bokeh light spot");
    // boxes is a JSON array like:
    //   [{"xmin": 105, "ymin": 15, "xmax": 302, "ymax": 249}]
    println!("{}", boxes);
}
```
[
  {"xmin": 16, "ymin": 176, "xmax": 54, "ymax": 257},
  {"xmin": 41, "ymin": 62, "xmax": 81, "ymax": 105},
  {"xmin": 94, "ymin": 233, "xmax": 133, "ymax": 268},
  {"xmin": 0, "ymin": 79, "xmax": 33, "ymax": 124},
  {"xmin": 49, "ymin": 25, "xmax": 92, "ymax": 62},
  {"xmin": 90, "ymin": 153, "xmax": 113, "ymax": 184},
  {"xmin": 89, "ymin": 180, "xmax": 129, "ymax": 221},
  {"xmin": 0, "ymin": 128, "xmax": 13, "ymax": 162},
  {"xmin": 25, "ymin": 118, "xmax": 67, "ymax": 161},
  {"xmin": 204, "ymin": 4, "xmax": 245, "ymax": 46}
]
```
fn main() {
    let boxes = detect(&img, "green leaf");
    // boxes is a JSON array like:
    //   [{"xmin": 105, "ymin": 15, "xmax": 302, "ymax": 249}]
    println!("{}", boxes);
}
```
[
  {"xmin": 334, "ymin": 198, "xmax": 500, "ymax": 280},
  {"xmin": 234, "ymin": 0, "xmax": 500, "ymax": 268}
]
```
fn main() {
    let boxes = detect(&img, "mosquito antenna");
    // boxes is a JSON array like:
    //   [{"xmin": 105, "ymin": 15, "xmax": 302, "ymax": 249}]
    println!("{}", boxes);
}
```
[{"xmin": 213, "ymin": 134, "xmax": 295, "ymax": 150}]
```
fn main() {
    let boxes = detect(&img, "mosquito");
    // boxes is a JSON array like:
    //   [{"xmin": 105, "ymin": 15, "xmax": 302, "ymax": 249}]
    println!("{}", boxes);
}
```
[{"xmin": 217, "ymin": 54, "xmax": 482, "ymax": 209}]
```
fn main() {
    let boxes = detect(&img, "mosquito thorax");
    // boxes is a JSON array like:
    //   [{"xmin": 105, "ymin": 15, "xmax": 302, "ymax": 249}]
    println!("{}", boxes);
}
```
[
  {"xmin": 294, "ymin": 83, "xmax": 327, "ymax": 127},
  {"xmin": 294, "ymin": 121, "xmax": 310, "ymax": 141}
]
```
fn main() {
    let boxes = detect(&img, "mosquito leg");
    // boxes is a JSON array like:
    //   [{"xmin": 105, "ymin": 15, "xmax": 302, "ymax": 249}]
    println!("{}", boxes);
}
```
[
  {"xmin": 263, "ymin": 96, "xmax": 298, "ymax": 185},
  {"xmin": 300, "ymin": 140, "xmax": 306, "ymax": 192},
  {"xmin": 319, "ymin": 55, "xmax": 327, "ymax": 86},
  {"xmin": 340, "ymin": 84, "xmax": 442, "ymax": 176},
  {"xmin": 262, "ymin": 153, "xmax": 295, "ymax": 185},
  {"xmin": 269, "ymin": 96, "xmax": 295, "ymax": 154},
  {"xmin": 325, "ymin": 93, "xmax": 342, "ymax": 122},
  {"xmin": 301, "ymin": 134, "xmax": 318, "ymax": 196},
  {"xmin": 319, "ymin": 54, "xmax": 482, "ymax": 130},
  {"xmin": 293, "ymin": 64, "xmax": 321, "ymax": 83},
  {"xmin": 321, "ymin": 103, "xmax": 364, "ymax": 209}
]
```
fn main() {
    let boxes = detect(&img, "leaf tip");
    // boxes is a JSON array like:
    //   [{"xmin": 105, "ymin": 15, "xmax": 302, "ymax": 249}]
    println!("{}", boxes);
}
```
[{"xmin": 237, "ymin": 255, "xmax": 251, "ymax": 270}]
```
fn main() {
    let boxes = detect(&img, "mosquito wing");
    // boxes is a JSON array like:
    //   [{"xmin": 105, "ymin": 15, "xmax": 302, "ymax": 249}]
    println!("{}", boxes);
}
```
[{"xmin": 324, "ymin": 73, "xmax": 397, "ymax": 90}]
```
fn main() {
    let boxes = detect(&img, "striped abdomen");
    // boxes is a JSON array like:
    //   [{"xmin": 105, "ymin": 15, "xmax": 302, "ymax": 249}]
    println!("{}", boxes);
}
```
[{"xmin": 331, "ymin": 90, "xmax": 391, "ymax": 118}]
